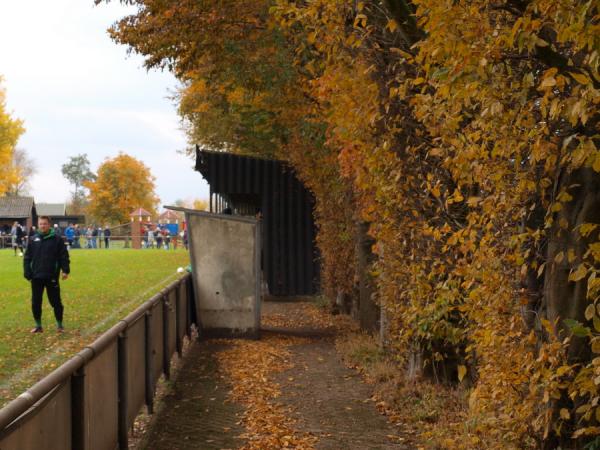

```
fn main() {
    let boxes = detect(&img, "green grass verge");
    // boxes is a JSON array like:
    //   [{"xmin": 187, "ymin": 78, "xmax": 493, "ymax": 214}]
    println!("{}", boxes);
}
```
[{"xmin": 0, "ymin": 248, "xmax": 190, "ymax": 405}]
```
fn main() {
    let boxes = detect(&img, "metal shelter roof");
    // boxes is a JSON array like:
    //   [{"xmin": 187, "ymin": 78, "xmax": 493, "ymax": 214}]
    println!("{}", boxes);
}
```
[
  {"xmin": 36, "ymin": 203, "xmax": 66, "ymax": 216},
  {"xmin": 195, "ymin": 148, "xmax": 319, "ymax": 297}
]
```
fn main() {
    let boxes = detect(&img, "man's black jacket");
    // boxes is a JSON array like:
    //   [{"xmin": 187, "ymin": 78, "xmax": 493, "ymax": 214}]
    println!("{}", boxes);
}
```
[{"xmin": 24, "ymin": 231, "xmax": 70, "ymax": 280}]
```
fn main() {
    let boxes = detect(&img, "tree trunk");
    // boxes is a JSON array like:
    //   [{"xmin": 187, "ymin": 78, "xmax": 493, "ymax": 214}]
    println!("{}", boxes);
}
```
[
  {"xmin": 543, "ymin": 167, "xmax": 600, "ymax": 363},
  {"xmin": 356, "ymin": 221, "xmax": 380, "ymax": 332}
]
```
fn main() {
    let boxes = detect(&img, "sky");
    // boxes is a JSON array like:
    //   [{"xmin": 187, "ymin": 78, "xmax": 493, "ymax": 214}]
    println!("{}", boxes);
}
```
[{"xmin": 0, "ymin": 0, "xmax": 210, "ymax": 208}]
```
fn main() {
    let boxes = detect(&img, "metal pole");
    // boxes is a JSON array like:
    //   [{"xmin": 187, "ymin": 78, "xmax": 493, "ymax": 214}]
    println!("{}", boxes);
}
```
[
  {"xmin": 144, "ymin": 310, "xmax": 154, "ymax": 414},
  {"xmin": 71, "ymin": 367, "xmax": 86, "ymax": 450},
  {"xmin": 162, "ymin": 295, "xmax": 171, "ymax": 380},
  {"xmin": 175, "ymin": 281, "xmax": 183, "ymax": 357},
  {"xmin": 184, "ymin": 278, "xmax": 191, "ymax": 339},
  {"xmin": 117, "ymin": 331, "xmax": 129, "ymax": 450}
]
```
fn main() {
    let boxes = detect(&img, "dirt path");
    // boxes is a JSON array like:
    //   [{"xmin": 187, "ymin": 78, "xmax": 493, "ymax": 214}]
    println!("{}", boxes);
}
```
[
  {"xmin": 137, "ymin": 342, "xmax": 245, "ymax": 450},
  {"xmin": 274, "ymin": 340, "xmax": 404, "ymax": 449},
  {"xmin": 138, "ymin": 301, "xmax": 406, "ymax": 449}
]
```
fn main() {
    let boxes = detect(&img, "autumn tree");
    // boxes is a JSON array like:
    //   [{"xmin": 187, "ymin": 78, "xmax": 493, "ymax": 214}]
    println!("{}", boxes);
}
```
[
  {"xmin": 0, "ymin": 79, "xmax": 25, "ymax": 196},
  {"xmin": 86, "ymin": 153, "xmax": 159, "ymax": 224},
  {"xmin": 101, "ymin": 0, "xmax": 359, "ymax": 300},
  {"xmin": 61, "ymin": 153, "xmax": 96, "ymax": 213},
  {"xmin": 103, "ymin": 0, "xmax": 599, "ymax": 446},
  {"xmin": 5, "ymin": 148, "xmax": 36, "ymax": 196},
  {"xmin": 191, "ymin": 198, "xmax": 208, "ymax": 211}
]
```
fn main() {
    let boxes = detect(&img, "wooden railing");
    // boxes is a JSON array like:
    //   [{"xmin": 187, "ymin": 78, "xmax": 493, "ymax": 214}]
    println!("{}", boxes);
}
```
[{"xmin": 0, "ymin": 273, "xmax": 195, "ymax": 450}]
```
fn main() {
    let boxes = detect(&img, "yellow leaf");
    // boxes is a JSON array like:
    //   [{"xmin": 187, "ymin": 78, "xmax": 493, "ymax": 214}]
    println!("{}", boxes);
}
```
[
  {"xmin": 570, "ymin": 72, "xmax": 591, "ymax": 85},
  {"xmin": 594, "ymin": 315, "xmax": 600, "ymax": 332},
  {"xmin": 537, "ymin": 262, "xmax": 546, "ymax": 278},
  {"xmin": 458, "ymin": 365, "xmax": 467, "ymax": 382},
  {"xmin": 354, "ymin": 13, "xmax": 367, "ymax": 28},
  {"xmin": 467, "ymin": 197, "xmax": 481, "ymax": 206},
  {"xmin": 540, "ymin": 77, "xmax": 556, "ymax": 88},
  {"xmin": 569, "ymin": 264, "xmax": 588, "ymax": 282},
  {"xmin": 585, "ymin": 304, "xmax": 596, "ymax": 321},
  {"xmin": 580, "ymin": 223, "xmax": 598, "ymax": 237},
  {"xmin": 593, "ymin": 154, "xmax": 600, "ymax": 173},
  {"xmin": 387, "ymin": 19, "xmax": 398, "ymax": 32},
  {"xmin": 560, "ymin": 408, "xmax": 570, "ymax": 420}
]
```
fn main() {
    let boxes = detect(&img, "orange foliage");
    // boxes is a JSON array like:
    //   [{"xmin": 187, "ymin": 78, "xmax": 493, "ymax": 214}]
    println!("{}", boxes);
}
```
[
  {"xmin": 86, "ymin": 153, "xmax": 159, "ymax": 224},
  {"xmin": 105, "ymin": 0, "xmax": 599, "ymax": 446},
  {"xmin": 0, "ymin": 79, "xmax": 25, "ymax": 196}
]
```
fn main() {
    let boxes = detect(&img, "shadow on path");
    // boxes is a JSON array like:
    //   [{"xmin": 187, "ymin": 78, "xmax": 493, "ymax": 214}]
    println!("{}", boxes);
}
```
[{"xmin": 137, "ymin": 342, "xmax": 245, "ymax": 450}]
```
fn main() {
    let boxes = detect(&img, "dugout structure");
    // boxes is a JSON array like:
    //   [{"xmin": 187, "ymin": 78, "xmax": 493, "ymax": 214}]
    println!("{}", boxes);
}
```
[
  {"xmin": 167, "ymin": 207, "xmax": 261, "ymax": 338},
  {"xmin": 195, "ymin": 148, "xmax": 320, "ymax": 297}
]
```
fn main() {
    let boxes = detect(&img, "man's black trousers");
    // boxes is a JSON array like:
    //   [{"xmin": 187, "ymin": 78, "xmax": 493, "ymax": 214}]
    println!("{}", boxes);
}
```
[{"xmin": 31, "ymin": 278, "xmax": 64, "ymax": 323}]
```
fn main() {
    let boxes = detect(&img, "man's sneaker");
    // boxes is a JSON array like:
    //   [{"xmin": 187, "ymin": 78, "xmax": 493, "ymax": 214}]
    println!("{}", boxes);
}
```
[
  {"xmin": 57, "ymin": 326, "xmax": 65, "ymax": 333},
  {"xmin": 30, "ymin": 326, "xmax": 43, "ymax": 333}
]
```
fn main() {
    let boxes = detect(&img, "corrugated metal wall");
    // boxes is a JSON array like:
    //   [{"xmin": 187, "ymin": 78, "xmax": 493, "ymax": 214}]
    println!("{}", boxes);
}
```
[{"xmin": 195, "ymin": 149, "xmax": 319, "ymax": 296}]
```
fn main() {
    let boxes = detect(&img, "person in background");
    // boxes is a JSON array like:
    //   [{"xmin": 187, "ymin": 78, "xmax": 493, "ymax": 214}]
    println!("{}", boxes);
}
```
[
  {"xmin": 164, "ymin": 229, "xmax": 171, "ymax": 250},
  {"xmin": 73, "ymin": 224, "xmax": 81, "ymax": 249},
  {"xmin": 11, "ymin": 222, "xmax": 18, "ymax": 256},
  {"xmin": 64, "ymin": 223, "xmax": 75, "ymax": 249},
  {"xmin": 15, "ymin": 222, "xmax": 25, "ymax": 256},
  {"xmin": 104, "ymin": 225, "xmax": 111, "ymax": 248},
  {"xmin": 91, "ymin": 226, "xmax": 98, "ymax": 248},
  {"xmin": 23, "ymin": 216, "xmax": 70, "ymax": 333},
  {"xmin": 147, "ymin": 227, "xmax": 155, "ymax": 249},
  {"xmin": 85, "ymin": 226, "xmax": 92, "ymax": 248},
  {"xmin": 27, "ymin": 225, "xmax": 36, "ymax": 248},
  {"xmin": 156, "ymin": 226, "xmax": 163, "ymax": 249}
]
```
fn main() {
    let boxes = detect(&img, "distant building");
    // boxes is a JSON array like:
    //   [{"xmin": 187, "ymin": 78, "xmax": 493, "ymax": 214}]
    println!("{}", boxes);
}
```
[
  {"xmin": 36, "ymin": 203, "xmax": 84, "ymax": 227},
  {"xmin": 0, "ymin": 196, "xmax": 37, "ymax": 233}
]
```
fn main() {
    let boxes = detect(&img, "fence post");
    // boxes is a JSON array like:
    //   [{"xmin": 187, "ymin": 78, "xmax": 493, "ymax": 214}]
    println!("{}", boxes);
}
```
[
  {"xmin": 71, "ymin": 366, "xmax": 86, "ymax": 450},
  {"xmin": 117, "ymin": 330, "xmax": 129, "ymax": 450},
  {"xmin": 162, "ymin": 294, "xmax": 171, "ymax": 380},
  {"xmin": 184, "ymin": 279, "xmax": 192, "ymax": 339},
  {"xmin": 144, "ymin": 310, "xmax": 154, "ymax": 414},
  {"xmin": 175, "ymin": 280, "xmax": 183, "ymax": 357}
]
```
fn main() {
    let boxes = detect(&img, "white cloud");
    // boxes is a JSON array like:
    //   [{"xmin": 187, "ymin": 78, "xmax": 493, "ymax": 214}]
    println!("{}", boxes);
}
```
[
  {"xmin": 30, "ymin": 168, "xmax": 72, "ymax": 203},
  {"xmin": 0, "ymin": 0, "xmax": 210, "ymax": 207}
]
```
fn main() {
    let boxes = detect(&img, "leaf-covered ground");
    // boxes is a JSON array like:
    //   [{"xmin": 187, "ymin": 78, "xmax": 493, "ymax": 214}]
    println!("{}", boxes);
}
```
[
  {"xmin": 139, "ymin": 301, "xmax": 407, "ymax": 449},
  {"xmin": 0, "ymin": 248, "xmax": 189, "ymax": 404}
]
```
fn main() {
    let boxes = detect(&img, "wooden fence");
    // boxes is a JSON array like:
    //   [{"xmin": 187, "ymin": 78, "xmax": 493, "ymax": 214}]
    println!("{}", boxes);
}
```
[{"xmin": 0, "ymin": 273, "xmax": 195, "ymax": 450}]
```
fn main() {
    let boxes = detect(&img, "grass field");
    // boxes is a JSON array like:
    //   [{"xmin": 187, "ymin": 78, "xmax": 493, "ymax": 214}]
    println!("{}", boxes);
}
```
[{"xmin": 0, "ymin": 248, "xmax": 190, "ymax": 405}]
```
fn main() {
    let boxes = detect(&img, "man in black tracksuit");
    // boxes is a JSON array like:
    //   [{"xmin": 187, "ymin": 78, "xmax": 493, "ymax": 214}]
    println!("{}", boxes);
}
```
[{"xmin": 23, "ymin": 216, "xmax": 70, "ymax": 333}]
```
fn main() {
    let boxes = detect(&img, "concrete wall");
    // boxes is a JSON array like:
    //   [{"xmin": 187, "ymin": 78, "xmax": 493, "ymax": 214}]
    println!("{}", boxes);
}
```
[{"xmin": 185, "ymin": 210, "xmax": 260, "ymax": 338}]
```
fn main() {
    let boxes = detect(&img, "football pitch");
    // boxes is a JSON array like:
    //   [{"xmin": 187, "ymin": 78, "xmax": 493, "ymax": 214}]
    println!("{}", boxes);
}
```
[{"xmin": 0, "ymin": 248, "xmax": 190, "ymax": 405}]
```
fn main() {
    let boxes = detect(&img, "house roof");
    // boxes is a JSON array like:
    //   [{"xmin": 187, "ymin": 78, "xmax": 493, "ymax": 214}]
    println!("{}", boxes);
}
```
[
  {"xmin": 0, "ymin": 196, "xmax": 35, "ymax": 218},
  {"xmin": 130, "ymin": 208, "xmax": 152, "ymax": 217},
  {"xmin": 159, "ymin": 210, "xmax": 182, "ymax": 221},
  {"xmin": 36, "ymin": 203, "xmax": 66, "ymax": 216}
]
